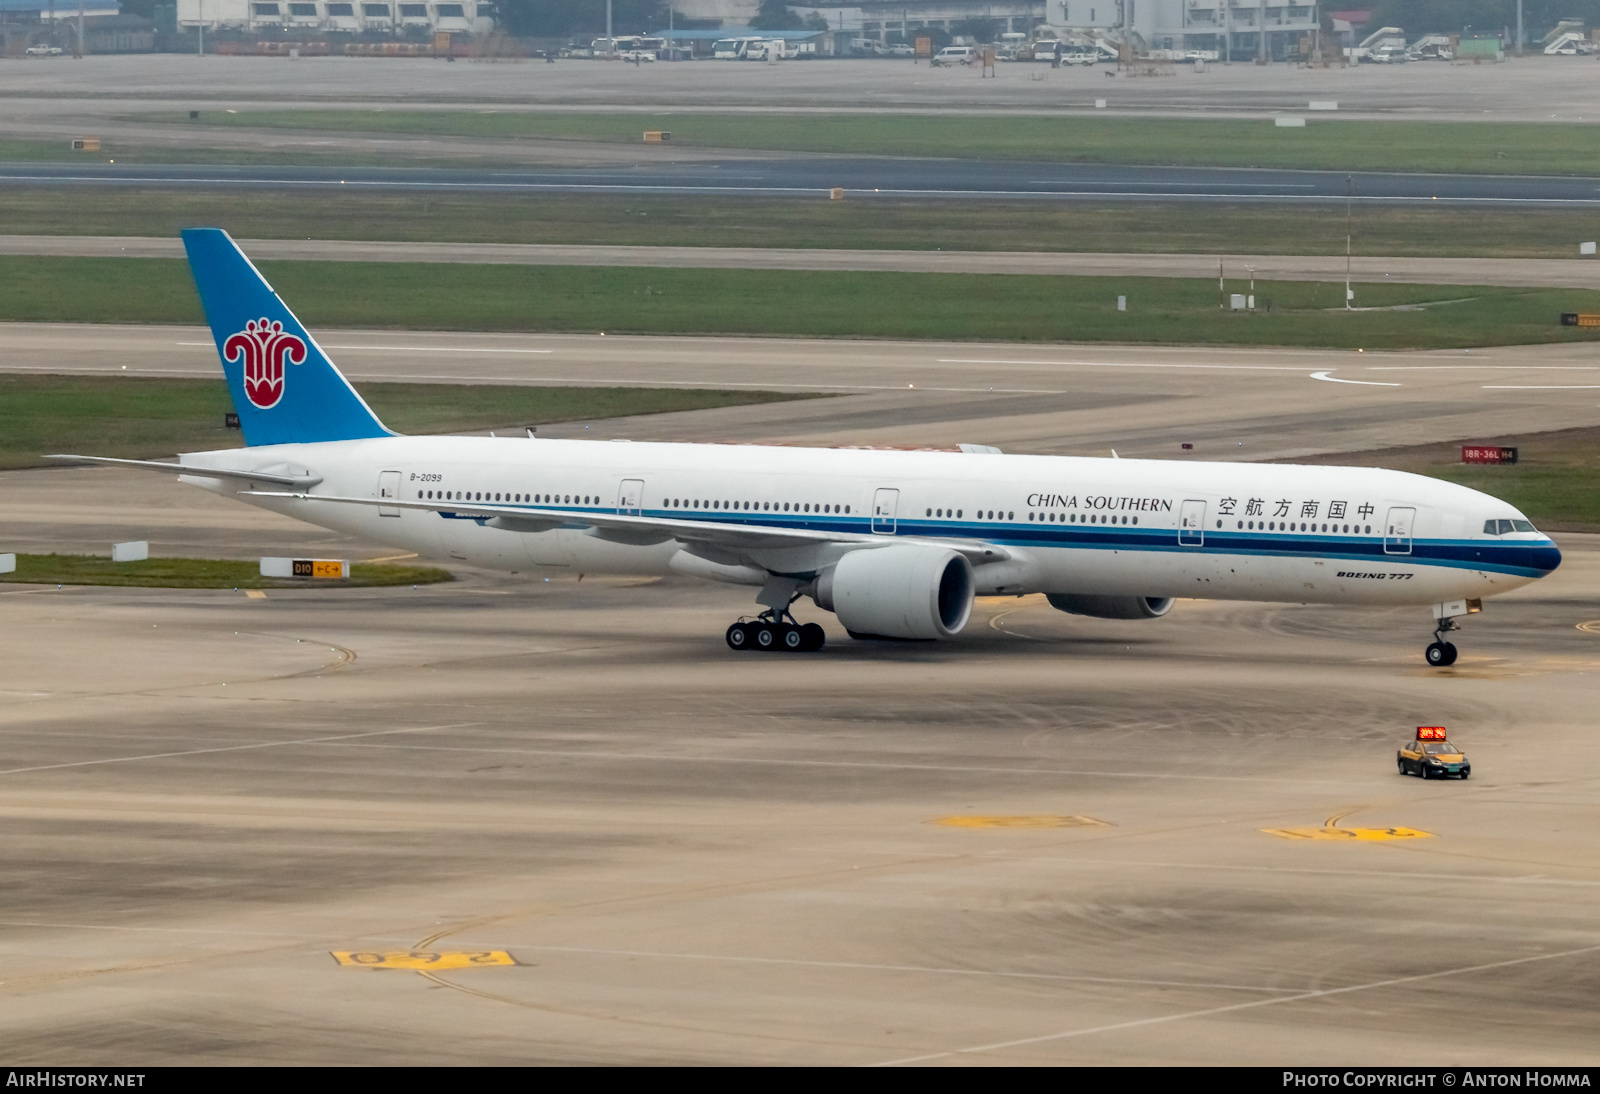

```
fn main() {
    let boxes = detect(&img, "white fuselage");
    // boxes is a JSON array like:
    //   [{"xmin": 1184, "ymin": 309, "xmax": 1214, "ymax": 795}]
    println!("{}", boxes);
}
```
[{"xmin": 179, "ymin": 436, "xmax": 1560, "ymax": 607}]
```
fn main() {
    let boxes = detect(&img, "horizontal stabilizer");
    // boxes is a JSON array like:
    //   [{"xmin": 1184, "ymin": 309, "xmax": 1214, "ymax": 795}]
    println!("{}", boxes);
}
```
[{"xmin": 48, "ymin": 455, "xmax": 323, "ymax": 488}]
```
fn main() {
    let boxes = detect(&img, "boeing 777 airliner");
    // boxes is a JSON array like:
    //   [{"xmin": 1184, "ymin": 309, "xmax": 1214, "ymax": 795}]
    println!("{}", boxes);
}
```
[{"xmin": 55, "ymin": 230, "xmax": 1561, "ymax": 665}]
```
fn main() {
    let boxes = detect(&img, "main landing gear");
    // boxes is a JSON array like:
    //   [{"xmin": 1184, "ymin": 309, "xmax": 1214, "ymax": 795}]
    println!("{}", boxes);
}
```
[
  {"xmin": 726, "ymin": 617, "xmax": 826, "ymax": 652},
  {"xmin": 1425, "ymin": 617, "xmax": 1459, "ymax": 667},
  {"xmin": 726, "ymin": 578, "xmax": 826, "ymax": 653}
]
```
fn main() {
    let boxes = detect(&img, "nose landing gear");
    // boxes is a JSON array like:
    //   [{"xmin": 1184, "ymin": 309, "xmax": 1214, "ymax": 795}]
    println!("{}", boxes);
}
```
[{"xmin": 1425, "ymin": 617, "xmax": 1459, "ymax": 667}]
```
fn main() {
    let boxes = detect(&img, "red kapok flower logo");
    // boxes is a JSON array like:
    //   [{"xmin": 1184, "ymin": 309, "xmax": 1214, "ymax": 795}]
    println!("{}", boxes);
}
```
[{"xmin": 223, "ymin": 318, "xmax": 307, "ymax": 410}]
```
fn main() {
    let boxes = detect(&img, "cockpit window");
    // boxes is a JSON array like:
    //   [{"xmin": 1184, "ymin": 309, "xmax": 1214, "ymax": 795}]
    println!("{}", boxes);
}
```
[{"xmin": 1512, "ymin": 519, "xmax": 1535, "ymax": 532}]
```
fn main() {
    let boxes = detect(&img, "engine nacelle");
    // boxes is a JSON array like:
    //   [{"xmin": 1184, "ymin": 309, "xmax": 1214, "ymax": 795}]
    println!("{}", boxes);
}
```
[
  {"xmin": 1046, "ymin": 594, "xmax": 1174, "ymax": 620},
  {"xmin": 814, "ymin": 545, "xmax": 974, "ymax": 640}
]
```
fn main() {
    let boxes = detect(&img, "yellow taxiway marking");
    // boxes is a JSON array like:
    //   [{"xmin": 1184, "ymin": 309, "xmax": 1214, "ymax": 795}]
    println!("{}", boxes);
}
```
[
  {"xmin": 1577, "ymin": 619, "xmax": 1600, "ymax": 634},
  {"xmin": 1262, "ymin": 827, "xmax": 1434, "ymax": 841},
  {"xmin": 244, "ymin": 590, "xmax": 266, "ymax": 599},
  {"xmin": 934, "ymin": 814, "xmax": 1110, "ymax": 829},
  {"xmin": 331, "ymin": 950, "xmax": 517, "ymax": 970}
]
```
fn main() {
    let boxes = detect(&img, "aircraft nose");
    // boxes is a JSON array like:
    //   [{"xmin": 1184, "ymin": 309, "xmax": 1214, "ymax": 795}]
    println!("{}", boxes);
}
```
[{"xmin": 1531, "ymin": 541, "xmax": 1563, "ymax": 574}]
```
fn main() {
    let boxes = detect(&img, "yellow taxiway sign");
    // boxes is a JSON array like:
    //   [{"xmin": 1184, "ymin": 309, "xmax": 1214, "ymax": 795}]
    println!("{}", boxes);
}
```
[
  {"xmin": 1262, "ymin": 827, "xmax": 1434, "ymax": 841},
  {"xmin": 934, "ymin": 814, "xmax": 1109, "ymax": 829},
  {"xmin": 331, "ymin": 950, "xmax": 517, "ymax": 970}
]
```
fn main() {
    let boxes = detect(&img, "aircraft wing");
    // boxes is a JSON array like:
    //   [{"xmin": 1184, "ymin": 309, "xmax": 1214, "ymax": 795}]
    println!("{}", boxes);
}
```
[{"xmin": 242, "ymin": 491, "xmax": 1009, "ymax": 563}]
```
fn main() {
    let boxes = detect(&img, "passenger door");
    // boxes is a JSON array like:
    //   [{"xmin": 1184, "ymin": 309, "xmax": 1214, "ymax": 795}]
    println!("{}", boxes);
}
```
[
  {"xmin": 871, "ymin": 488, "xmax": 899, "ymax": 534},
  {"xmin": 617, "ymin": 478, "xmax": 644, "ymax": 516},
  {"xmin": 378, "ymin": 470, "xmax": 401, "ymax": 517},
  {"xmin": 1179, "ymin": 499, "xmax": 1206, "ymax": 546},
  {"xmin": 1384, "ymin": 506, "xmax": 1415, "ymax": 555}
]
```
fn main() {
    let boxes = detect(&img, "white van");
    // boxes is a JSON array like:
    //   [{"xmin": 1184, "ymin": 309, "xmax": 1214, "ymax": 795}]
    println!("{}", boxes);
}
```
[
  {"xmin": 931, "ymin": 45, "xmax": 974, "ymax": 66},
  {"xmin": 712, "ymin": 36, "xmax": 762, "ymax": 59},
  {"xmin": 747, "ymin": 39, "xmax": 815, "ymax": 60}
]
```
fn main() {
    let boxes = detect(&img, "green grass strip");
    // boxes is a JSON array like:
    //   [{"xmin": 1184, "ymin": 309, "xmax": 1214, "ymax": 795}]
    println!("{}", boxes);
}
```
[
  {"xmin": 2, "ymin": 190, "xmax": 1597, "ymax": 259},
  {"xmin": 0, "ymin": 375, "xmax": 817, "ymax": 471},
  {"xmin": 1293, "ymin": 426, "xmax": 1600, "ymax": 533},
  {"xmin": 139, "ymin": 111, "xmax": 1600, "ymax": 177},
  {"xmin": 3, "ymin": 255, "xmax": 1597, "ymax": 351},
  {"xmin": 0, "ymin": 554, "xmax": 452, "ymax": 588}
]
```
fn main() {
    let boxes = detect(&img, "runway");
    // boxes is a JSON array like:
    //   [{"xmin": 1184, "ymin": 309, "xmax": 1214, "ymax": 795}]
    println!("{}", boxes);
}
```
[
  {"xmin": 1, "ymin": 461, "xmax": 1597, "ymax": 1064},
  {"xmin": 5, "ymin": 158, "xmax": 1596, "ymax": 205},
  {"xmin": 5, "ymin": 53, "xmax": 1600, "ymax": 121},
  {"xmin": 6, "ymin": 236, "xmax": 1597, "ymax": 289},
  {"xmin": 6, "ymin": 323, "xmax": 1600, "ymax": 463}
]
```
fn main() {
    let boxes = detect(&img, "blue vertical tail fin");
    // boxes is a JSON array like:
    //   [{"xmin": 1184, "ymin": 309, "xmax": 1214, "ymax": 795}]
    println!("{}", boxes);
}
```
[{"xmin": 182, "ymin": 228, "xmax": 392, "ymax": 447}]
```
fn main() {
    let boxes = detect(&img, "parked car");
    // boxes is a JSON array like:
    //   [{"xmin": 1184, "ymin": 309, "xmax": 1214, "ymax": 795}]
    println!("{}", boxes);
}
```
[
  {"xmin": 886, "ymin": 42, "xmax": 915, "ymax": 57},
  {"xmin": 930, "ymin": 45, "xmax": 974, "ymax": 66},
  {"xmin": 1365, "ymin": 45, "xmax": 1410, "ymax": 63},
  {"xmin": 1062, "ymin": 47, "xmax": 1098, "ymax": 65},
  {"xmin": 25, "ymin": 45, "xmax": 64, "ymax": 56}
]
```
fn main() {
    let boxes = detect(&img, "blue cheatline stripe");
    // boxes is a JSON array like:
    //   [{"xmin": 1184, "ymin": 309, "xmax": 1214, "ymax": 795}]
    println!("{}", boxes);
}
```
[{"xmin": 430, "ymin": 502, "xmax": 1556, "ymax": 580}]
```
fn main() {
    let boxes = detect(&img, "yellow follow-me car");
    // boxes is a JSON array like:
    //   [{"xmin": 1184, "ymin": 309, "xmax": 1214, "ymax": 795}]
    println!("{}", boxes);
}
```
[{"xmin": 1398, "ymin": 726, "xmax": 1471, "ymax": 780}]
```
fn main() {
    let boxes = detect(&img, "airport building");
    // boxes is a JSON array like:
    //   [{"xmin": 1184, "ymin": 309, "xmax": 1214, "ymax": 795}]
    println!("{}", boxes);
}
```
[
  {"xmin": 174, "ymin": 0, "xmax": 494, "ymax": 36},
  {"xmin": 852, "ymin": 0, "xmax": 1320, "ymax": 58},
  {"xmin": 0, "ymin": 0, "xmax": 121, "ymax": 20}
]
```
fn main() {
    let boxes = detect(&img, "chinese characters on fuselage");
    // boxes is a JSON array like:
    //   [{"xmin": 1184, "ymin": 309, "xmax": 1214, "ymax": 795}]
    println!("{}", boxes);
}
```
[
  {"xmin": 1029, "ymin": 493, "xmax": 1377, "ymax": 520},
  {"xmin": 1218, "ymin": 498, "xmax": 1376, "ymax": 520}
]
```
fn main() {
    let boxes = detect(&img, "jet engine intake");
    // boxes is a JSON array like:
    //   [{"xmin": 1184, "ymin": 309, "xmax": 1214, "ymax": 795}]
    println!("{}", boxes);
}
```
[
  {"xmin": 1046, "ymin": 594, "xmax": 1174, "ymax": 620},
  {"xmin": 814, "ymin": 545, "xmax": 974, "ymax": 640}
]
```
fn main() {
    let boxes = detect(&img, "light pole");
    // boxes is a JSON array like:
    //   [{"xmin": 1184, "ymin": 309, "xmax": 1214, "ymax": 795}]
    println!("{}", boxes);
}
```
[
  {"xmin": 74, "ymin": 0, "xmax": 84, "ymax": 58},
  {"xmin": 606, "ymin": 0, "xmax": 613, "ymax": 56},
  {"xmin": 1344, "ymin": 175, "xmax": 1354, "ymax": 311},
  {"xmin": 1516, "ymin": 0, "xmax": 1523, "ymax": 55}
]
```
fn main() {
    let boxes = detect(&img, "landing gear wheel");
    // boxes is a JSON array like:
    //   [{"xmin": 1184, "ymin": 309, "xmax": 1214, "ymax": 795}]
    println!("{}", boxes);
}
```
[
  {"xmin": 800, "ymin": 622, "xmax": 825, "ymax": 652},
  {"xmin": 1441, "ymin": 642, "xmax": 1458, "ymax": 666},
  {"xmin": 754, "ymin": 623, "xmax": 776, "ymax": 650},
  {"xmin": 781, "ymin": 624, "xmax": 804, "ymax": 651},
  {"xmin": 1425, "ymin": 641, "xmax": 1449, "ymax": 667},
  {"xmin": 726, "ymin": 622, "xmax": 752, "ymax": 651}
]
